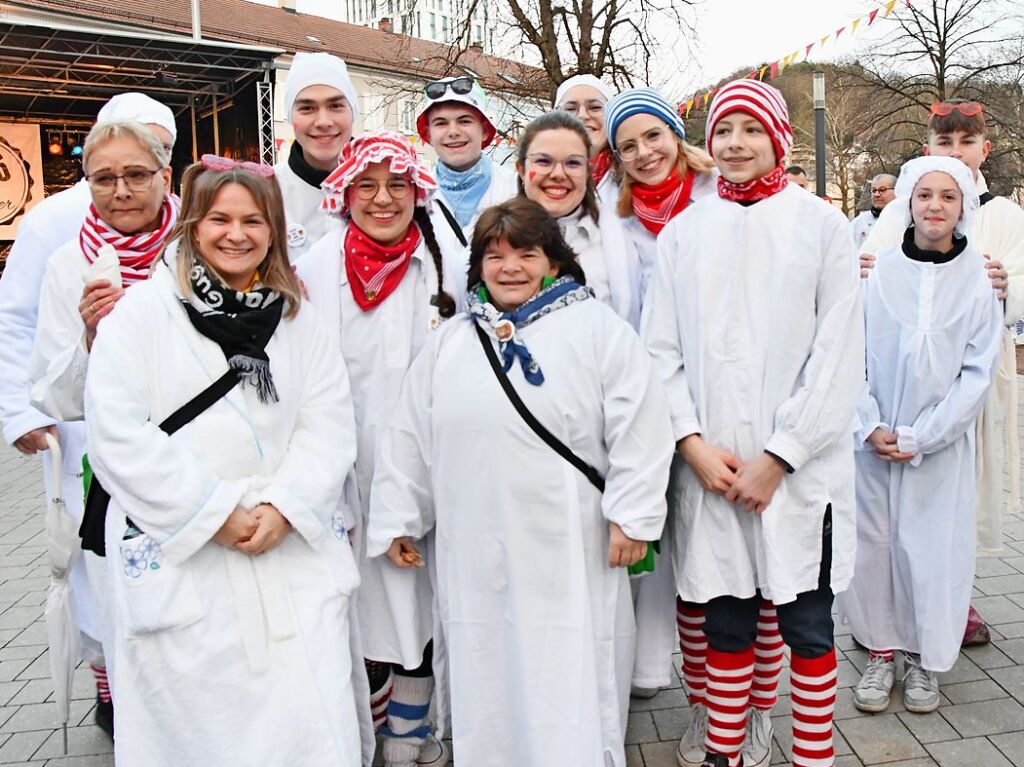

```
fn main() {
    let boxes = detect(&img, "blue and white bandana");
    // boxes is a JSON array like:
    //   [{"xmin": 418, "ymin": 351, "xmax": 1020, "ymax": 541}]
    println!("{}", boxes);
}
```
[
  {"xmin": 436, "ymin": 156, "xmax": 493, "ymax": 229},
  {"xmin": 467, "ymin": 275, "xmax": 593, "ymax": 385}
]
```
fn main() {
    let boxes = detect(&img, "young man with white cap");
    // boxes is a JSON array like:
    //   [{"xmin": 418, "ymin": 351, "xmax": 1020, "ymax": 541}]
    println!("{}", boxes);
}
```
[
  {"xmin": 417, "ymin": 76, "xmax": 517, "ymax": 305},
  {"xmin": 642, "ymin": 79, "xmax": 863, "ymax": 767},
  {"xmin": 0, "ymin": 92, "xmax": 177, "ymax": 738},
  {"xmin": 276, "ymin": 51, "xmax": 360, "ymax": 260}
]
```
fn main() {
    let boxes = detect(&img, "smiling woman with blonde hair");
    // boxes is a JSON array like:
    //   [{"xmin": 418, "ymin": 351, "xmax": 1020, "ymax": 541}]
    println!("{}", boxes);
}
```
[{"xmin": 82, "ymin": 154, "xmax": 366, "ymax": 767}]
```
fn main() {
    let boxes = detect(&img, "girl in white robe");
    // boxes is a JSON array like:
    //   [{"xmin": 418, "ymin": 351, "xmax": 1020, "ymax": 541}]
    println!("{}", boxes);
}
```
[
  {"xmin": 297, "ymin": 131, "xmax": 458, "ymax": 767},
  {"xmin": 515, "ymin": 110, "xmax": 641, "ymax": 328},
  {"xmin": 841, "ymin": 157, "xmax": 1003, "ymax": 714},
  {"xmin": 84, "ymin": 158, "xmax": 364, "ymax": 766},
  {"xmin": 367, "ymin": 197, "xmax": 673, "ymax": 767}
]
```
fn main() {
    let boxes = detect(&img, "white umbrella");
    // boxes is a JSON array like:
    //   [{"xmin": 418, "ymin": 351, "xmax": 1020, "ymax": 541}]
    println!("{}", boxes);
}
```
[{"xmin": 43, "ymin": 433, "xmax": 80, "ymax": 754}]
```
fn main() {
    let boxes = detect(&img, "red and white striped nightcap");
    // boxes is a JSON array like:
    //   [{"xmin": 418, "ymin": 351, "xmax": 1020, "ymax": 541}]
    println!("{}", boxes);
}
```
[
  {"xmin": 705, "ymin": 79, "xmax": 793, "ymax": 162},
  {"xmin": 320, "ymin": 130, "xmax": 437, "ymax": 217}
]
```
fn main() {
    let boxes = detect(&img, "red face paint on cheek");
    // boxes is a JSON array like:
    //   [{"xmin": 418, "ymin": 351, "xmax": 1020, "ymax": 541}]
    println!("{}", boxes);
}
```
[{"xmin": 529, "ymin": 171, "xmax": 537, "ymax": 183}]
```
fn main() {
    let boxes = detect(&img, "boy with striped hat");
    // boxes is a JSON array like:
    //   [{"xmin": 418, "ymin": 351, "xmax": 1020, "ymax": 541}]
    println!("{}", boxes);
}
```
[{"xmin": 642, "ymin": 79, "xmax": 863, "ymax": 767}]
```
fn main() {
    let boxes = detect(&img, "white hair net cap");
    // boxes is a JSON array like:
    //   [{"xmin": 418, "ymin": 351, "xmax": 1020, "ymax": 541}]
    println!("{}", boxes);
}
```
[
  {"xmin": 96, "ymin": 93, "xmax": 177, "ymax": 145},
  {"xmin": 284, "ymin": 52, "xmax": 360, "ymax": 124},
  {"xmin": 894, "ymin": 155, "xmax": 980, "ymax": 238},
  {"xmin": 554, "ymin": 74, "xmax": 614, "ymax": 107}
]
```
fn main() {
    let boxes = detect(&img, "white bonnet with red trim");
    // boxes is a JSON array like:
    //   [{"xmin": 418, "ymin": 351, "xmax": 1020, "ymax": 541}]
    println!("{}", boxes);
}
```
[
  {"xmin": 706, "ymin": 79, "xmax": 794, "ymax": 163},
  {"xmin": 320, "ymin": 131, "xmax": 438, "ymax": 218}
]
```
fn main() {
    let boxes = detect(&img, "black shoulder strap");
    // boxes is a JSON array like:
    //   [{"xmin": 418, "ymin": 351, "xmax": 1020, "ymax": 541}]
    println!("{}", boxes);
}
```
[
  {"xmin": 436, "ymin": 199, "xmax": 469, "ymax": 248},
  {"xmin": 473, "ymin": 321, "xmax": 605, "ymax": 492},
  {"xmin": 979, "ymin": 191, "xmax": 995, "ymax": 207},
  {"xmin": 79, "ymin": 369, "xmax": 240, "ymax": 557},
  {"xmin": 159, "ymin": 369, "xmax": 239, "ymax": 435}
]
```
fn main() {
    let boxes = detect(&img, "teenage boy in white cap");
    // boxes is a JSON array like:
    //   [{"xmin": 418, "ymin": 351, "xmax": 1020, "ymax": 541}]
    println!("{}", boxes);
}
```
[
  {"xmin": 417, "ymin": 76, "xmax": 517, "ymax": 305},
  {"xmin": 276, "ymin": 51, "xmax": 360, "ymax": 259},
  {"xmin": 0, "ymin": 92, "xmax": 177, "ymax": 738},
  {"xmin": 643, "ymin": 79, "xmax": 863, "ymax": 767}
]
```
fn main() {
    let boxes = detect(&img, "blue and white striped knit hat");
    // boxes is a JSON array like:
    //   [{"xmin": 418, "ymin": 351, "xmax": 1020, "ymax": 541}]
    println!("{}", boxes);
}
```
[{"xmin": 604, "ymin": 88, "xmax": 686, "ymax": 153}]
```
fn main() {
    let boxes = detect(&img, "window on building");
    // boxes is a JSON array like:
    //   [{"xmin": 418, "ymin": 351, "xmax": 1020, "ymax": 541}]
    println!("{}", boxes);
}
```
[
  {"xmin": 417, "ymin": 11, "xmax": 422, "ymax": 35},
  {"xmin": 441, "ymin": 16, "xmax": 449, "ymax": 40},
  {"xmin": 401, "ymin": 100, "xmax": 416, "ymax": 133},
  {"xmin": 430, "ymin": 12, "xmax": 436, "ymax": 37},
  {"xmin": 475, "ymin": 24, "xmax": 482, "ymax": 43}
]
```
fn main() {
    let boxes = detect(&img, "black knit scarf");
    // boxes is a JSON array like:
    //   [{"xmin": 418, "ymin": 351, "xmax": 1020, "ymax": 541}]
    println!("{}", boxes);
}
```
[{"xmin": 181, "ymin": 261, "xmax": 285, "ymax": 403}]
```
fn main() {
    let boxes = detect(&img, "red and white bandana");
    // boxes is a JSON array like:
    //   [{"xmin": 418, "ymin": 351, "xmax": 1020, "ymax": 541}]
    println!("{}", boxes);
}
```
[
  {"xmin": 320, "ymin": 131, "xmax": 437, "ymax": 218},
  {"xmin": 79, "ymin": 195, "xmax": 180, "ymax": 285},
  {"xmin": 705, "ymin": 79, "xmax": 794, "ymax": 163}
]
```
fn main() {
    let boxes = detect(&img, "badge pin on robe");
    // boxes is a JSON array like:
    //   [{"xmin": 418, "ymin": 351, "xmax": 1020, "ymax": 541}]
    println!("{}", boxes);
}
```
[
  {"xmin": 287, "ymin": 222, "xmax": 307, "ymax": 248},
  {"xmin": 494, "ymin": 319, "xmax": 515, "ymax": 341}
]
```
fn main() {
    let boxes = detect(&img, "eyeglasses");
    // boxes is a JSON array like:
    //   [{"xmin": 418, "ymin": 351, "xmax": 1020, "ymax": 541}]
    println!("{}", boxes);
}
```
[
  {"xmin": 871, "ymin": 186, "xmax": 894, "ymax": 195},
  {"xmin": 559, "ymin": 99, "xmax": 606, "ymax": 117},
  {"xmin": 201, "ymin": 154, "xmax": 275, "ymax": 178},
  {"xmin": 86, "ymin": 168, "xmax": 162, "ymax": 195},
  {"xmin": 425, "ymin": 77, "xmax": 475, "ymax": 100},
  {"xmin": 351, "ymin": 177, "xmax": 414, "ymax": 200},
  {"xmin": 525, "ymin": 152, "xmax": 589, "ymax": 176},
  {"xmin": 615, "ymin": 127, "xmax": 670, "ymax": 162},
  {"xmin": 929, "ymin": 101, "xmax": 984, "ymax": 118}
]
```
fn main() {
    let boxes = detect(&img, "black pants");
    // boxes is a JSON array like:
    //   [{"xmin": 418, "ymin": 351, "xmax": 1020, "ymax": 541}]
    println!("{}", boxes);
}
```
[
  {"xmin": 704, "ymin": 506, "xmax": 834, "ymax": 659},
  {"xmin": 366, "ymin": 641, "xmax": 433, "ymax": 694}
]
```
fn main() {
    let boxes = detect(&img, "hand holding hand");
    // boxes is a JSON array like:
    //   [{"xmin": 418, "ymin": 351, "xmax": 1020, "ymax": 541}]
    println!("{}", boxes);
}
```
[
  {"xmin": 386, "ymin": 537, "xmax": 424, "ymax": 569},
  {"xmin": 866, "ymin": 427, "xmax": 915, "ymax": 463},
  {"xmin": 725, "ymin": 453, "xmax": 785, "ymax": 514},
  {"xmin": 859, "ymin": 253, "xmax": 875, "ymax": 278},
  {"xmin": 213, "ymin": 506, "xmax": 259, "ymax": 547},
  {"xmin": 79, "ymin": 279, "xmax": 125, "ymax": 351},
  {"xmin": 677, "ymin": 435, "xmax": 742, "ymax": 495},
  {"xmin": 236, "ymin": 504, "xmax": 292, "ymax": 555},
  {"xmin": 608, "ymin": 522, "xmax": 648, "ymax": 568}
]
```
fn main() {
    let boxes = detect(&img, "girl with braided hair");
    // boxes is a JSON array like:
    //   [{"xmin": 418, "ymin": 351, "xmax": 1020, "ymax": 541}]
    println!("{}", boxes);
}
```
[{"xmin": 296, "ymin": 131, "xmax": 458, "ymax": 767}]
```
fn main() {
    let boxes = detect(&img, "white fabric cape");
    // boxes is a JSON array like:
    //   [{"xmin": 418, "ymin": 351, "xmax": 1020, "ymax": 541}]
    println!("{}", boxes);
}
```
[
  {"xmin": 84, "ymin": 261, "xmax": 367, "ymax": 766},
  {"xmin": 366, "ymin": 301, "xmax": 673, "ymax": 767},
  {"xmin": 839, "ymin": 241, "xmax": 1003, "ymax": 670},
  {"xmin": 851, "ymin": 210, "xmax": 877, "ymax": 248},
  {"xmin": 859, "ymin": 171, "xmax": 1024, "ymax": 552},
  {"xmin": 274, "ymin": 157, "xmax": 341, "ymax": 262},
  {"xmin": 296, "ymin": 222, "xmax": 449, "ymax": 670},
  {"xmin": 642, "ymin": 185, "xmax": 864, "ymax": 604}
]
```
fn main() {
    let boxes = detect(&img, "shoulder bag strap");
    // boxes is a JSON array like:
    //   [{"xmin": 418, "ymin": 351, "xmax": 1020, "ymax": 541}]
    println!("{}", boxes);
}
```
[
  {"xmin": 473, "ymin": 321, "xmax": 605, "ymax": 492},
  {"xmin": 80, "ymin": 369, "xmax": 240, "ymax": 557},
  {"xmin": 436, "ymin": 200, "xmax": 469, "ymax": 248}
]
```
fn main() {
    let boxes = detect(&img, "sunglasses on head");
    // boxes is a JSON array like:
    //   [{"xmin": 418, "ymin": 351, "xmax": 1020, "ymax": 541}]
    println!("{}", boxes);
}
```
[
  {"xmin": 425, "ymin": 77, "xmax": 475, "ymax": 100},
  {"xmin": 929, "ymin": 101, "xmax": 984, "ymax": 118}
]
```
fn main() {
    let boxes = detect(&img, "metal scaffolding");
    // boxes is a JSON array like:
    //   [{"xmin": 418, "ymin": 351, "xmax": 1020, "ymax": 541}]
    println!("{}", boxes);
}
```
[{"xmin": 256, "ymin": 76, "xmax": 276, "ymax": 166}]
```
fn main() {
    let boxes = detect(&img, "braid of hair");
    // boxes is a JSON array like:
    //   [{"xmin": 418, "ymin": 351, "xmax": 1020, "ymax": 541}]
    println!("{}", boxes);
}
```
[{"xmin": 414, "ymin": 206, "xmax": 456, "ymax": 319}]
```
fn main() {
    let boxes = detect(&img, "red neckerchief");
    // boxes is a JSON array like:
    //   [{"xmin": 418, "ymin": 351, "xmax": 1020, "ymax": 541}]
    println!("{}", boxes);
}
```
[
  {"xmin": 631, "ymin": 169, "xmax": 695, "ymax": 235},
  {"xmin": 717, "ymin": 164, "xmax": 789, "ymax": 204},
  {"xmin": 591, "ymin": 149, "xmax": 613, "ymax": 186},
  {"xmin": 344, "ymin": 222, "xmax": 421, "ymax": 312}
]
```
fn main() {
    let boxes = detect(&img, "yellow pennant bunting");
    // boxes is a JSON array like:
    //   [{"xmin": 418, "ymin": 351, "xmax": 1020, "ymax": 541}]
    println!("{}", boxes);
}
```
[
  {"xmin": 758, "ymin": 65, "xmax": 768, "ymax": 81},
  {"xmin": 885, "ymin": 0, "xmax": 897, "ymax": 15},
  {"xmin": 851, "ymin": 18, "xmax": 861, "ymax": 34}
]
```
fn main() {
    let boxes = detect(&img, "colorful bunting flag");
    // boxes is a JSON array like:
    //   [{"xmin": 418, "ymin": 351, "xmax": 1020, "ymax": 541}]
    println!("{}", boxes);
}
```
[
  {"xmin": 885, "ymin": 0, "xmax": 897, "ymax": 15},
  {"xmin": 835, "ymin": 26, "xmax": 845, "ymax": 39},
  {"xmin": 868, "ymin": 8, "xmax": 879, "ymax": 24},
  {"xmin": 851, "ymin": 18, "xmax": 861, "ymax": 34},
  {"xmin": 805, "ymin": 42, "xmax": 815, "ymax": 58},
  {"xmin": 758, "ymin": 65, "xmax": 768, "ymax": 80}
]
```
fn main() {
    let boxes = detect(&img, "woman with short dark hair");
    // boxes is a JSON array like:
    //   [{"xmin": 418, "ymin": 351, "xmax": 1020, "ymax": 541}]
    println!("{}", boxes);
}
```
[{"xmin": 367, "ymin": 195, "xmax": 673, "ymax": 767}]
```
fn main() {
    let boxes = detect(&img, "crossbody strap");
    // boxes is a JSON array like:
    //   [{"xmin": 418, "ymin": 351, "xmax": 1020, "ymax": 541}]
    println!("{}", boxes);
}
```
[
  {"xmin": 436, "ymin": 200, "xmax": 469, "ymax": 248},
  {"xmin": 473, "ymin": 321, "xmax": 605, "ymax": 492},
  {"xmin": 159, "ymin": 368, "xmax": 239, "ymax": 434}
]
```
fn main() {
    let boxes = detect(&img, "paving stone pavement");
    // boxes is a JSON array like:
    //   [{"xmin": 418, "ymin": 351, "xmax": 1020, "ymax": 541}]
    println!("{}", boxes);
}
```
[{"xmin": 0, "ymin": 381, "xmax": 1022, "ymax": 766}]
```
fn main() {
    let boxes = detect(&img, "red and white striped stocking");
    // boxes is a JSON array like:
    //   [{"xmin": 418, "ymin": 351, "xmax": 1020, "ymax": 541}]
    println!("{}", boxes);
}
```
[
  {"xmin": 677, "ymin": 598, "xmax": 708, "ymax": 706},
  {"xmin": 790, "ymin": 649, "xmax": 837, "ymax": 767},
  {"xmin": 750, "ymin": 600, "xmax": 784, "ymax": 711},
  {"xmin": 703, "ymin": 646, "xmax": 754, "ymax": 767}
]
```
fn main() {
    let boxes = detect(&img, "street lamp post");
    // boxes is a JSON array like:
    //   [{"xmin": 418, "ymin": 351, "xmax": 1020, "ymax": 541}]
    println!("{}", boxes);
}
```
[{"xmin": 813, "ymin": 70, "xmax": 826, "ymax": 198}]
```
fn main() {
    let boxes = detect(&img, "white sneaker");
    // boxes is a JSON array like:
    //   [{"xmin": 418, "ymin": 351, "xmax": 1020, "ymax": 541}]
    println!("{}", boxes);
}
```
[
  {"xmin": 853, "ymin": 655, "xmax": 896, "ymax": 713},
  {"xmin": 902, "ymin": 653, "xmax": 940, "ymax": 713},
  {"xmin": 416, "ymin": 734, "xmax": 449, "ymax": 766},
  {"xmin": 676, "ymin": 703, "xmax": 708, "ymax": 767},
  {"xmin": 741, "ymin": 707, "xmax": 773, "ymax": 767}
]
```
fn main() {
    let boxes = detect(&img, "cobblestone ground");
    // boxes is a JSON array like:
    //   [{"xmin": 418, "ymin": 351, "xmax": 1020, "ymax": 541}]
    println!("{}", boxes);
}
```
[{"xmin": 0, "ymin": 382, "xmax": 1022, "ymax": 766}]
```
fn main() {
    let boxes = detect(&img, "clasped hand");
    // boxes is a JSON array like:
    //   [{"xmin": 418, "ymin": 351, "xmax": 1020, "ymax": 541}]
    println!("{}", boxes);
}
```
[
  {"xmin": 677, "ymin": 435, "xmax": 785, "ymax": 515},
  {"xmin": 213, "ymin": 504, "xmax": 291, "ymax": 555},
  {"xmin": 866, "ymin": 427, "xmax": 915, "ymax": 463}
]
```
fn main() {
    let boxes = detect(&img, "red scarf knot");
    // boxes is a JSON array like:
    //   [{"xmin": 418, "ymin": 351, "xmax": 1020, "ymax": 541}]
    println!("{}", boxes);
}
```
[
  {"xmin": 591, "ymin": 149, "xmax": 613, "ymax": 186},
  {"xmin": 717, "ymin": 165, "xmax": 790, "ymax": 204},
  {"xmin": 631, "ymin": 169, "xmax": 696, "ymax": 235},
  {"xmin": 344, "ymin": 222, "xmax": 421, "ymax": 311}
]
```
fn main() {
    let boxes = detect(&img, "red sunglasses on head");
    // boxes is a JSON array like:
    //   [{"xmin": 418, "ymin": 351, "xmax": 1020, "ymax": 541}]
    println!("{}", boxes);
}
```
[
  {"xmin": 929, "ymin": 101, "xmax": 984, "ymax": 118},
  {"xmin": 200, "ymin": 154, "xmax": 275, "ymax": 178}
]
